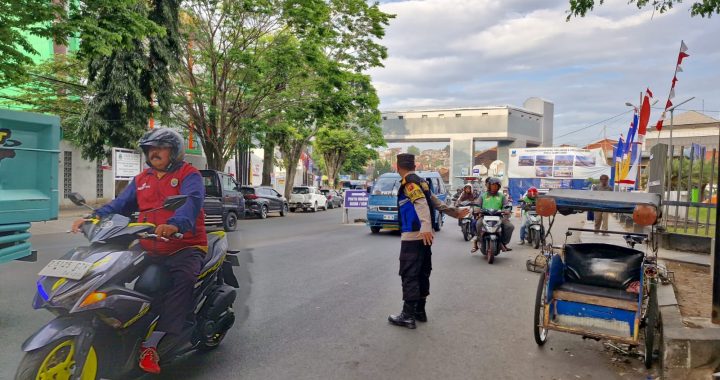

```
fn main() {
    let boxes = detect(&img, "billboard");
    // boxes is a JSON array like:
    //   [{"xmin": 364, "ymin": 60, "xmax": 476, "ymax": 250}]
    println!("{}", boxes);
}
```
[
  {"xmin": 507, "ymin": 147, "xmax": 611, "ymax": 204},
  {"xmin": 508, "ymin": 147, "xmax": 610, "ymax": 180}
]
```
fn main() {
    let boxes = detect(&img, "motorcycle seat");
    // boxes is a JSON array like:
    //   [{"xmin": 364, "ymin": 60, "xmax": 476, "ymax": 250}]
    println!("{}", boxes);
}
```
[
  {"xmin": 199, "ymin": 232, "xmax": 228, "ymax": 277},
  {"xmin": 563, "ymin": 243, "xmax": 643, "ymax": 289}
]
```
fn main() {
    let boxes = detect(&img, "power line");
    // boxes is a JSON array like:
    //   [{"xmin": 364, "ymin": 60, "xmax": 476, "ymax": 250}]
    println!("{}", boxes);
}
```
[{"xmin": 553, "ymin": 109, "xmax": 634, "ymax": 142}]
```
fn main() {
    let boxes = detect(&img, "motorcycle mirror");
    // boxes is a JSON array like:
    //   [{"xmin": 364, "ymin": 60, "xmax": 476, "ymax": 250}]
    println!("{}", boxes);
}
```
[
  {"xmin": 163, "ymin": 195, "xmax": 188, "ymax": 211},
  {"xmin": 68, "ymin": 192, "xmax": 86, "ymax": 206}
]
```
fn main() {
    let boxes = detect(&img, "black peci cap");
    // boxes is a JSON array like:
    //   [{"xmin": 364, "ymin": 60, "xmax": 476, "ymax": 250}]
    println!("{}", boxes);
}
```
[{"xmin": 396, "ymin": 153, "xmax": 416, "ymax": 170}]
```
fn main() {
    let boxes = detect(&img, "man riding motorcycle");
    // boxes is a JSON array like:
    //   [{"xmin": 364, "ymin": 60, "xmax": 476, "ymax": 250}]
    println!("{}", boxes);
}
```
[
  {"xmin": 71, "ymin": 128, "xmax": 206, "ymax": 374},
  {"xmin": 471, "ymin": 177, "xmax": 514, "ymax": 252},
  {"xmin": 518, "ymin": 187, "xmax": 538, "ymax": 245}
]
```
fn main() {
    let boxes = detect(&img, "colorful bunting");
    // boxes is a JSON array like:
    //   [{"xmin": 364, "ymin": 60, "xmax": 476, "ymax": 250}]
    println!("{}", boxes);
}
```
[{"xmin": 655, "ymin": 40, "xmax": 689, "ymax": 132}]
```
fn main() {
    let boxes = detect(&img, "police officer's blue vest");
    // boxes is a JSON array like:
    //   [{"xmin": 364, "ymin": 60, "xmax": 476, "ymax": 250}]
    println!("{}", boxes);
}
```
[{"xmin": 397, "ymin": 174, "xmax": 436, "ymax": 233}]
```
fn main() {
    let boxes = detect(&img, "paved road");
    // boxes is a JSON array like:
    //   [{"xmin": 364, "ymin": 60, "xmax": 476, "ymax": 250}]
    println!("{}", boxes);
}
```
[{"xmin": 0, "ymin": 209, "xmax": 652, "ymax": 379}]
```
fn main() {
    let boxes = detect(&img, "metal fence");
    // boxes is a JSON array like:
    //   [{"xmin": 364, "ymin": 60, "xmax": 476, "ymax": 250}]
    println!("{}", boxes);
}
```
[{"xmin": 661, "ymin": 145, "xmax": 718, "ymax": 236}]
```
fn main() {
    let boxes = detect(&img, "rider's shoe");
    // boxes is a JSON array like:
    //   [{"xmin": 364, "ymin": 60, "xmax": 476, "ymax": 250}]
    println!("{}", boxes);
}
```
[
  {"xmin": 139, "ymin": 346, "xmax": 161, "ymax": 374},
  {"xmin": 518, "ymin": 240, "xmax": 525, "ymax": 245},
  {"xmin": 388, "ymin": 302, "xmax": 417, "ymax": 329},
  {"xmin": 415, "ymin": 298, "xmax": 428, "ymax": 323}
]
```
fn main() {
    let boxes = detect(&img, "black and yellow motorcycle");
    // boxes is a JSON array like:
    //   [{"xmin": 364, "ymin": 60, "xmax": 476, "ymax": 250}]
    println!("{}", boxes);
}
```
[{"xmin": 15, "ymin": 193, "xmax": 240, "ymax": 380}]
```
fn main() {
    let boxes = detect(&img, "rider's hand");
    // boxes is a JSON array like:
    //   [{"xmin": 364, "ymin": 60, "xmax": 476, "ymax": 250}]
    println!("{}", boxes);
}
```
[
  {"xmin": 155, "ymin": 224, "xmax": 179, "ymax": 238},
  {"xmin": 71, "ymin": 218, "xmax": 87, "ymax": 233},
  {"xmin": 457, "ymin": 208, "xmax": 470, "ymax": 219},
  {"xmin": 420, "ymin": 231, "xmax": 434, "ymax": 246}
]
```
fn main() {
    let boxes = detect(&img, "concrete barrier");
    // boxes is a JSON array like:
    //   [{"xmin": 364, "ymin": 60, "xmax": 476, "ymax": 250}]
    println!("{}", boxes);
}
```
[{"xmin": 660, "ymin": 233, "xmax": 712, "ymax": 254}]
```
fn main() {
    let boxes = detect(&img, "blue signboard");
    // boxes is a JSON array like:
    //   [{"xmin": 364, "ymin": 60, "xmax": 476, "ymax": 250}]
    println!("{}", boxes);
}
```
[{"xmin": 343, "ymin": 190, "xmax": 369, "ymax": 209}]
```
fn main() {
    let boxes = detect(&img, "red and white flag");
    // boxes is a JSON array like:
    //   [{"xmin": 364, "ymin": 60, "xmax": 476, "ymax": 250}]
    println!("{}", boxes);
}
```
[{"xmin": 656, "ymin": 40, "xmax": 689, "ymax": 132}]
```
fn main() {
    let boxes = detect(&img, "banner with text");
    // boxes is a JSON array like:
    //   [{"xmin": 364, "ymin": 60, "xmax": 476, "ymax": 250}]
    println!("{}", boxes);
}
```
[{"xmin": 508, "ymin": 147, "xmax": 610, "ymax": 180}]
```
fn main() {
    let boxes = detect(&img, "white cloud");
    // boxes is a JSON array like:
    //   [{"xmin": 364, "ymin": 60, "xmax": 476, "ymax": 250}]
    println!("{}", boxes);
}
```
[{"xmin": 370, "ymin": 0, "xmax": 720, "ymax": 145}]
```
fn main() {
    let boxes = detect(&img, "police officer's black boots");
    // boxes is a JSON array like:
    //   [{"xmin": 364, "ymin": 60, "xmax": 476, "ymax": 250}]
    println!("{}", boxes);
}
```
[
  {"xmin": 415, "ymin": 298, "xmax": 428, "ymax": 322},
  {"xmin": 388, "ymin": 301, "xmax": 417, "ymax": 329}
]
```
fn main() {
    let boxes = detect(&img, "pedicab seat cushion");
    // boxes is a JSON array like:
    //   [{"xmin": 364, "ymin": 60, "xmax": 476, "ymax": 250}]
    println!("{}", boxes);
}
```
[
  {"xmin": 563, "ymin": 243, "xmax": 643, "ymax": 289},
  {"xmin": 556, "ymin": 282, "xmax": 638, "ymax": 302}
]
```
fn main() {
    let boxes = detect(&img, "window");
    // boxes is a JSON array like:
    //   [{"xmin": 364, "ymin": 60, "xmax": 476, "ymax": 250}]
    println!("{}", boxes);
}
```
[
  {"xmin": 272, "ymin": 189, "xmax": 282, "ymax": 197},
  {"xmin": 382, "ymin": 116, "xmax": 387, "ymax": 120},
  {"xmin": 455, "ymin": 113, "xmax": 462, "ymax": 118},
  {"xmin": 421, "ymin": 114, "xmax": 428, "ymax": 118},
  {"xmin": 482, "ymin": 112, "xmax": 489, "ymax": 116},
  {"xmin": 438, "ymin": 114, "xmax": 445, "ymax": 118},
  {"xmin": 398, "ymin": 115, "xmax": 404, "ymax": 120},
  {"xmin": 96, "ymin": 161, "xmax": 104, "ymax": 199},
  {"xmin": 292, "ymin": 187, "xmax": 309, "ymax": 194},
  {"xmin": 221, "ymin": 175, "xmax": 237, "ymax": 192},
  {"xmin": 240, "ymin": 187, "xmax": 255, "ymax": 195},
  {"xmin": 63, "ymin": 151, "xmax": 72, "ymax": 198},
  {"xmin": 203, "ymin": 173, "xmax": 221, "ymax": 197}
]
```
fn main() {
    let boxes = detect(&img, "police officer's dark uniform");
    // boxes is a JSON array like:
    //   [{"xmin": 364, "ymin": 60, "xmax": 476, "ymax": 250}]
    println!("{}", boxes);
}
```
[{"xmin": 388, "ymin": 154, "xmax": 464, "ymax": 329}]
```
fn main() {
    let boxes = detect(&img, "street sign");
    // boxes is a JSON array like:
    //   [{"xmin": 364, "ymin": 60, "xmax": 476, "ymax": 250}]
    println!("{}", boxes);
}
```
[
  {"xmin": 343, "ymin": 190, "xmax": 368, "ymax": 209},
  {"xmin": 113, "ymin": 148, "xmax": 143, "ymax": 181}
]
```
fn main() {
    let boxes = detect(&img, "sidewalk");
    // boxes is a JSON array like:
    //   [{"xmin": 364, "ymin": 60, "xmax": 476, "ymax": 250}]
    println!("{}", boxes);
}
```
[
  {"xmin": 579, "ymin": 217, "xmax": 711, "ymax": 267},
  {"xmin": 29, "ymin": 209, "xmax": 87, "ymax": 236}
]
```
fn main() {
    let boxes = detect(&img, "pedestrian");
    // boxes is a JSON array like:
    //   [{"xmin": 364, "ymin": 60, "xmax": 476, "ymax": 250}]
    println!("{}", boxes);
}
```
[
  {"xmin": 388, "ymin": 154, "xmax": 469, "ymax": 329},
  {"xmin": 592, "ymin": 174, "xmax": 613, "ymax": 235}
]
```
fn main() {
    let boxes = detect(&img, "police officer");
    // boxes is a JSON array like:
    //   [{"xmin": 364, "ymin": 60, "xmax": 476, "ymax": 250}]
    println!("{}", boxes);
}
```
[
  {"xmin": 388, "ymin": 154, "xmax": 468, "ymax": 329},
  {"xmin": 71, "ymin": 128, "xmax": 206, "ymax": 374}
]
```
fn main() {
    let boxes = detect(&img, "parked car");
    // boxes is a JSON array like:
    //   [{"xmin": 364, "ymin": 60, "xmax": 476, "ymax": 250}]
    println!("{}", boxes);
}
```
[
  {"xmin": 240, "ymin": 186, "xmax": 289, "ymax": 218},
  {"xmin": 200, "ymin": 170, "xmax": 245, "ymax": 231},
  {"xmin": 320, "ymin": 189, "xmax": 343, "ymax": 209},
  {"xmin": 289, "ymin": 186, "xmax": 328, "ymax": 212},
  {"xmin": 367, "ymin": 171, "xmax": 448, "ymax": 234}
]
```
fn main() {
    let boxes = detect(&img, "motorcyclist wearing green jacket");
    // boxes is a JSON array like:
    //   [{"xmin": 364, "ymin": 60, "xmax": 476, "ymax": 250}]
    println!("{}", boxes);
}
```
[{"xmin": 471, "ymin": 177, "xmax": 514, "ymax": 252}]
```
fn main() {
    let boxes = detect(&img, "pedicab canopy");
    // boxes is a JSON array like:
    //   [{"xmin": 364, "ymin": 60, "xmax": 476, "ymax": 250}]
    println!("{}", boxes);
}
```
[{"xmin": 536, "ymin": 189, "xmax": 661, "ymax": 226}]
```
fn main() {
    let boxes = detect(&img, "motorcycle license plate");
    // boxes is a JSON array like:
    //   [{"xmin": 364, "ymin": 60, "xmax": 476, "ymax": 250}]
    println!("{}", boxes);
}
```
[
  {"xmin": 383, "ymin": 214, "xmax": 396, "ymax": 221},
  {"xmin": 39, "ymin": 260, "xmax": 93, "ymax": 280}
]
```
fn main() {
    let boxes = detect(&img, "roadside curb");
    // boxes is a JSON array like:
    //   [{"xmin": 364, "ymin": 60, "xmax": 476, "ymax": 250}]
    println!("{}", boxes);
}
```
[{"xmin": 657, "ymin": 258, "xmax": 720, "ymax": 379}]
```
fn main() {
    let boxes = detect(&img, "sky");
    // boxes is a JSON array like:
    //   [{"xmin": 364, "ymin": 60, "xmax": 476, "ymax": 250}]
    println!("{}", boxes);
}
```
[{"xmin": 369, "ymin": 0, "xmax": 720, "ymax": 146}]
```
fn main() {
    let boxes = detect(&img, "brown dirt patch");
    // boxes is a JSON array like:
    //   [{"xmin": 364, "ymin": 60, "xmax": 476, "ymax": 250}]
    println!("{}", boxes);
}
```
[{"xmin": 665, "ymin": 261, "xmax": 712, "ymax": 318}]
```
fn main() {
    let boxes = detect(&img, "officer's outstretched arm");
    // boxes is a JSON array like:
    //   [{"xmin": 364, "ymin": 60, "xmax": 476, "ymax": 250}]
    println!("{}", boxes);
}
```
[{"xmin": 431, "ymin": 195, "xmax": 465, "ymax": 219}]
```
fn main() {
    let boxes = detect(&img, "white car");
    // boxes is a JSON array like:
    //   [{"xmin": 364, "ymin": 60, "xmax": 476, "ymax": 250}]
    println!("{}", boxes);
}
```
[{"xmin": 289, "ymin": 186, "xmax": 328, "ymax": 212}]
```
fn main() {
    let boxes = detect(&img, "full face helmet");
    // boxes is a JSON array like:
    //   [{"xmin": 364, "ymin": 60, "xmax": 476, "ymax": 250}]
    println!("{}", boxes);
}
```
[
  {"xmin": 138, "ymin": 128, "xmax": 185, "ymax": 171},
  {"xmin": 527, "ymin": 187, "xmax": 538, "ymax": 199}
]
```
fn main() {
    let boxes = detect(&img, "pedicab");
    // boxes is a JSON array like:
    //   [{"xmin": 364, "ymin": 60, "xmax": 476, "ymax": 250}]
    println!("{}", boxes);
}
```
[{"xmin": 531, "ymin": 189, "xmax": 662, "ymax": 368}]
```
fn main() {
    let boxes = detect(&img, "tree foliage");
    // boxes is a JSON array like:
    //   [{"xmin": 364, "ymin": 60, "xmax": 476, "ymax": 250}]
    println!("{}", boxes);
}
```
[
  {"xmin": 0, "ymin": 54, "xmax": 86, "ymax": 142},
  {"xmin": 567, "ymin": 0, "xmax": 720, "ymax": 20},
  {"xmin": 79, "ymin": 0, "xmax": 180, "ymax": 161},
  {"xmin": 0, "ymin": 0, "xmax": 164, "ymax": 85}
]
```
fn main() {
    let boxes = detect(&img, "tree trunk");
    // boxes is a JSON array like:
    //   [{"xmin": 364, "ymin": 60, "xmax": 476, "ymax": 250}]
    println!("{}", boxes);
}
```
[
  {"xmin": 282, "ymin": 142, "xmax": 306, "ymax": 199},
  {"xmin": 262, "ymin": 142, "xmax": 274, "ymax": 186},
  {"xmin": 203, "ymin": 141, "xmax": 227, "ymax": 171}
]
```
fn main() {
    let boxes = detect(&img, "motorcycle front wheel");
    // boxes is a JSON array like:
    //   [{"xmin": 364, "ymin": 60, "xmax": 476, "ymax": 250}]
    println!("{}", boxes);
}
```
[
  {"xmin": 462, "ymin": 224, "xmax": 470, "ymax": 241},
  {"xmin": 486, "ymin": 238, "xmax": 496, "ymax": 264},
  {"xmin": 15, "ymin": 338, "xmax": 99, "ymax": 380}
]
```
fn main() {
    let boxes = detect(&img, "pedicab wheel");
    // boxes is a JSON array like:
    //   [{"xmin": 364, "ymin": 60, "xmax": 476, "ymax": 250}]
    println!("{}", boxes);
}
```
[
  {"xmin": 534, "ymin": 274, "xmax": 548, "ymax": 346},
  {"xmin": 644, "ymin": 280, "xmax": 659, "ymax": 368}
]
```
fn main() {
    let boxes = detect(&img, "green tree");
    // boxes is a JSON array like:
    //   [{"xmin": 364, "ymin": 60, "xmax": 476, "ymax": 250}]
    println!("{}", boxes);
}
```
[
  {"xmin": 78, "ymin": 0, "xmax": 180, "ymax": 161},
  {"xmin": 1, "ymin": 0, "xmax": 164, "ymax": 85},
  {"xmin": 341, "ymin": 145, "xmax": 380, "ymax": 177},
  {"xmin": 567, "ymin": 0, "xmax": 720, "ymax": 20},
  {"xmin": 372, "ymin": 159, "xmax": 393, "ymax": 178},
  {"xmin": 0, "ymin": 54, "xmax": 86, "ymax": 142},
  {"xmin": 171, "ymin": 1, "xmax": 308, "ymax": 171},
  {"xmin": 271, "ymin": 0, "xmax": 393, "ymax": 198},
  {"xmin": 407, "ymin": 145, "xmax": 421, "ymax": 156}
]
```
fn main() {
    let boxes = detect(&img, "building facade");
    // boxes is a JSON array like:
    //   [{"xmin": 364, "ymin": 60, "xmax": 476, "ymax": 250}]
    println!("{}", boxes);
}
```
[{"xmin": 380, "ymin": 97, "xmax": 554, "ymax": 188}]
